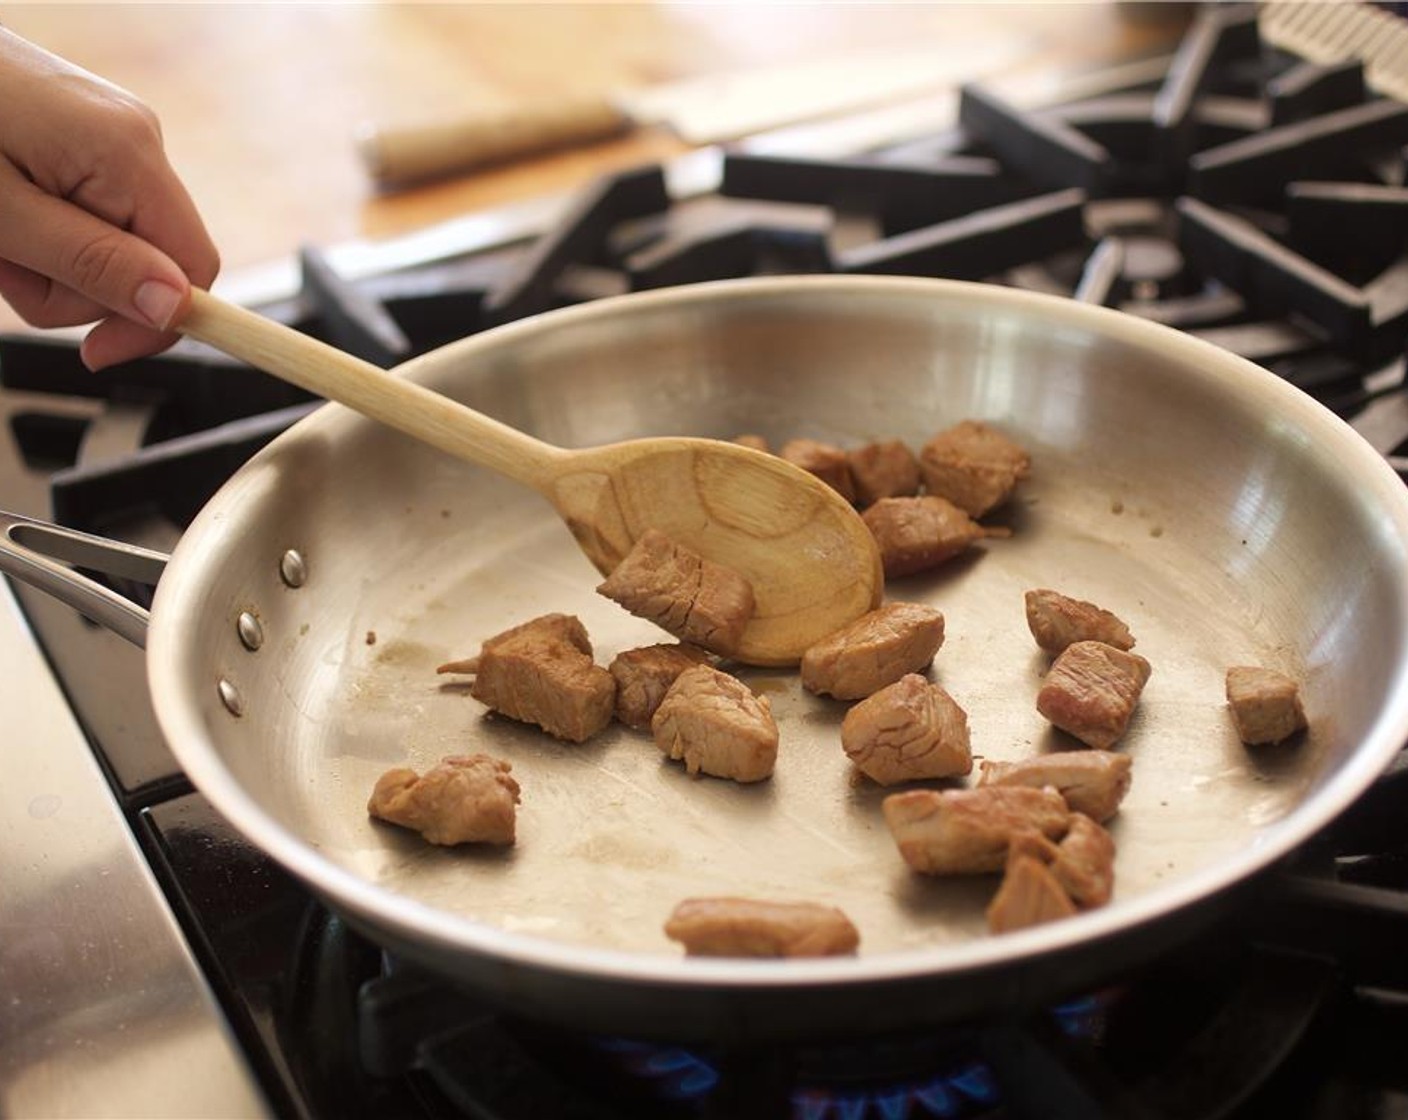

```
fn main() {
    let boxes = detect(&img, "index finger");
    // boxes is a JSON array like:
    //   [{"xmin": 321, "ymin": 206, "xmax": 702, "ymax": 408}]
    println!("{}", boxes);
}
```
[{"xmin": 67, "ymin": 144, "xmax": 220, "ymax": 291}]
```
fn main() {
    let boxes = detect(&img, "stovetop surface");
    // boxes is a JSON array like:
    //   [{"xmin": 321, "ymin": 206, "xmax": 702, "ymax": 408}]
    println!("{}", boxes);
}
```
[{"xmin": 7, "ymin": 8, "xmax": 1408, "ymax": 1118}]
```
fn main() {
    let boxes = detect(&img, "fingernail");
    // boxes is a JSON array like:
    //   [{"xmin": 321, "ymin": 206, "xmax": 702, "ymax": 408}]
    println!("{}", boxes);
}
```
[{"xmin": 133, "ymin": 279, "xmax": 184, "ymax": 330}]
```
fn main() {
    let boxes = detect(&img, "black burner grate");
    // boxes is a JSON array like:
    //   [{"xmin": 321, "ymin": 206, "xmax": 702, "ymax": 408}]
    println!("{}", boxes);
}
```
[{"xmin": 7, "ymin": 7, "xmax": 1408, "ymax": 1118}]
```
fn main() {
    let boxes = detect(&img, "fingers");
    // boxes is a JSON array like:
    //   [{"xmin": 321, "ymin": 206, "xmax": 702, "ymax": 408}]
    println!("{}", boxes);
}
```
[
  {"xmin": 61, "ymin": 129, "xmax": 220, "ymax": 296},
  {"xmin": 0, "ymin": 256, "xmax": 183, "ymax": 369},
  {"xmin": 0, "ymin": 257, "xmax": 107, "ymax": 327},
  {"xmin": 80, "ymin": 315, "xmax": 180, "ymax": 371},
  {"xmin": 0, "ymin": 274, "xmax": 185, "ymax": 373},
  {"xmin": 0, "ymin": 31, "xmax": 220, "ymax": 368},
  {"xmin": 117, "ymin": 165, "xmax": 220, "ymax": 295},
  {"xmin": 0, "ymin": 169, "xmax": 191, "ymax": 329},
  {"xmin": 0, "ymin": 162, "xmax": 209, "ymax": 369}
]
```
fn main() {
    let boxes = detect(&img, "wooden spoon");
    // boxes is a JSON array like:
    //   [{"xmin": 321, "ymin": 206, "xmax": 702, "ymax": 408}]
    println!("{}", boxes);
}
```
[{"xmin": 177, "ymin": 289, "xmax": 883, "ymax": 666}]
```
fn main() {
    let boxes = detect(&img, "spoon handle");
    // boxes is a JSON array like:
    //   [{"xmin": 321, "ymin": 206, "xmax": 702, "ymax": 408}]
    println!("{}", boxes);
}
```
[{"xmin": 179, "ymin": 288, "xmax": 562, "ymax": 489}]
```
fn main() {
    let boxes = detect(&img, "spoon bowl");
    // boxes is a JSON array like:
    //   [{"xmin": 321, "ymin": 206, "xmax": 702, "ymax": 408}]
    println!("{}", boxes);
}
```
[{"xmin": 177, "ymin": 288, "xmax": 882, "ymax": 665}]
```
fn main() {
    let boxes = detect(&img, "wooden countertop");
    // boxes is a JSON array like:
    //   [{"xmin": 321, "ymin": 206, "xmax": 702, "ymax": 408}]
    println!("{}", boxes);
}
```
[{"xmin": 2, "ymin": 3, "xmax": 1187, "ymax": 325}]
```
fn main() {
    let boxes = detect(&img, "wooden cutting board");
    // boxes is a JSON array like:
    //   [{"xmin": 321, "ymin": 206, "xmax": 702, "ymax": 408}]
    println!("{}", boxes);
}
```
[{"xmin": 0, "ymin": 4, "xmax": 1184, "ymax": 331}]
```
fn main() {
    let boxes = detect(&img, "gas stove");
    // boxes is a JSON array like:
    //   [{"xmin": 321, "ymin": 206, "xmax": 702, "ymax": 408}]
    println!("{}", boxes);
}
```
[{"xmin": 6, "ymin": 7, "xmax": 1408, "ymax": 1118}]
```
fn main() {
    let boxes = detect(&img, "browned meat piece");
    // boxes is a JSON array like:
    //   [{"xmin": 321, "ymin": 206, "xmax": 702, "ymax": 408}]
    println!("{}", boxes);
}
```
[
  {"xmin": 1226, "ymin": 666, "xmax": 1307, "ymax": 745},
  {"xmin": 367, "ymin": 754, "xmax": 521, "ymax": 846},
  {"xmin": 651, "ymin": 664, "xmax": 778, "ymax": 783},
  {"xmin": 978, "ymin": 750, "xmax": 1132, "ymax": 822},
  {"xmin": 985, "ymin": 855, "xmax": 1077, "ymax": 933},
  {"xmin": 841, "ymin": 673, "xmax": 971, "ymax": 785},
  {"xmin": 440, "ymin": 614, "xmax": 615, "ymax": 743},
  {"xmin": 664, "ymin": 897, "xmax": 860, "ymax": 958},
  {"xmin": 861, "ymin": 495, "xmax": 1009, "ymax": 579},
  {"xmin": 1024, "ymin": 588, "xmax": 1135, "ymax": 654},
  {"xmin": 1005, "ymin": 813, "xmax": 1116, "ymax": 908},
  {"xmin": 1048, "ymin": 813, "xmax": 1116, "ymax": 908},
  {"xmin": 918, "ymin": 420, "xmax": 1031, "ymax": 517},
  {"xmin": 780, "ymin": 438, "xmax": 856, "ymax": 502},
  {"xmin": 1037, "ymin": 641, "xmax": 1152, "ymax": 749},
  {"xmin": 597, "ymin": 529, "xmax": 755, "ymax": 657},
  {"xmin": 438, "ymin": 613, "xmax": 589, "ymax": 676},
  {"xmin": 881, "ymin": 786, "xmax": 1069, "ymax": 874},
  {"xmin": 734, "ymin": 433, "xmax": 771, "ymax": 453},
  {"xmin": 609, "ymin": 643, "xmax": 712, "ymax": 730},
  {"xmin": 846, "ymin": 439, "xmax": 921, "ymax": 506},
  {"xmin": 800, "ymin": 601, "xmax": 945, "ymax": 700}
]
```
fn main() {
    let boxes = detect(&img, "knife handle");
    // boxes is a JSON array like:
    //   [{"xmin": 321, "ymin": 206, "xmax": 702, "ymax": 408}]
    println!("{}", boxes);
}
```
[{"xmin": 356, "ymin": 95, "xmax": 631, "ymax": 187}]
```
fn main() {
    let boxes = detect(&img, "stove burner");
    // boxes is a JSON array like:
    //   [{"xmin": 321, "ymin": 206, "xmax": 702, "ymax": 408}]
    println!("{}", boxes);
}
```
[
  {"xmin": 354, "ymin": 960, "xmax": 1108, "ymax": 1120},
  {"xmin": 9, "ymin": 8, "xmax": 1408, "ymax": 1119}
]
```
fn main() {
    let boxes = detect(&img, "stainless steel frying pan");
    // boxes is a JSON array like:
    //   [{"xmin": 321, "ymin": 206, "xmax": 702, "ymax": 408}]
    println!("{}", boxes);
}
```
[{"xmin": 6, "ymin": 275, "xmax": 1408, "ymax": 1041}]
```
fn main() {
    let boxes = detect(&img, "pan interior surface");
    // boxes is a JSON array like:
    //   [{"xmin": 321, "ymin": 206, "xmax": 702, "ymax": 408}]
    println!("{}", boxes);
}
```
[{"xmin": 151, "ymin": 277, "xmax": 1408, "ymax": 979}]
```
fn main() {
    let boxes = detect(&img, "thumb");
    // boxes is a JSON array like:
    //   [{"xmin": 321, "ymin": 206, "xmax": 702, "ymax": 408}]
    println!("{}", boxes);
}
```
[{"xmin": 0, "ymin": 175, "xmax": 190, "ymax": 329}]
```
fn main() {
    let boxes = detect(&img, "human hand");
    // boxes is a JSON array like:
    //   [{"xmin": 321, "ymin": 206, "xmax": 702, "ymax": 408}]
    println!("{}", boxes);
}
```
[{"xmin": 0, "ymin": 28, "xmax": 219, "ymax": 370}]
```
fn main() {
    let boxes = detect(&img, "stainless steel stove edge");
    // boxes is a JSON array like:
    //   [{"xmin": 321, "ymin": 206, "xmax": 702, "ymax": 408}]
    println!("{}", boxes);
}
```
[{"xmin": 0, "ymin": 577, "xmax": 268, "ymax": 1119}]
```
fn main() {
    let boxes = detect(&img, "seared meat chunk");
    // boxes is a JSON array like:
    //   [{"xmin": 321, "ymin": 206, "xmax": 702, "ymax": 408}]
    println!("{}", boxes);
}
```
[
  {"xmin": 780, "ymin": 438, "xmax": 856, "ymax": 502},
  {"xmin": 664, "ymin": 897, "xmax": 859, "ymax": 958},
  {"xmin": 800, "ymin": 601, "xmax": 945, "ymax": 700},
  {"xmin": 918, "ymin": 420, "xmax": 1031, "ymax": 517},
  {"xmin": 1037, "ymin": 641, "xmax": 1152, "ymax": 749},
  {"xmin": 987, "ymin": 813, "xmax": 1117, "ymax": 933},
  {"xmin": 1226, "ymin": 666, "xmax": 1307, "ymax": 745},
  {"xmin": 367, "ymin": 754, "xmax": 520, "ymax": 846},
  {"xmin": 861, "ymin": 495, "xmax": 1008, "ymax": 579},
  {"xmin": 1047, "ymin": 813, "xmax": 1116, "ymax": 908},
  {"xmin": 1025, "ymin": 588, "xmax": 1135, "ymax": 654},
  {"xmin": 438, "ymin": 612, "xmax": 594, "ymax": 677},
  {"xmin": 597, "ymin": 529, "xmax": 755, "ymax": 657},
  {"xmin": 985, "ymin": 855, "xmax": 1077, "ymax": 934},
  {"xmin": 846, "ymin": 439, "xmax": 921, "ymax": 507},
  {"xmin": 882, "ymin": 786, "xmax": 1069, "ymax": 875},
  {"xmin": 609, "ymin": 643, "xmax": 711, "ymax": 730},
  {"xmin": 841, "ymin": 673, "xmax": 971, "ymax": 785},
  {"xmin": 1004, "ymin": 813, "xmax": 1116, "ymax": 909},
  {"xmin": 441, "ymin": 614, "xmax": 615, "ymax": 743},
  {"xmin": 978, "ymin": 750, "xmax": 1132, "ymax": 823},
  {"xmin": 652, "ymin": 664, "xmax": 778, "ymax": 783}
]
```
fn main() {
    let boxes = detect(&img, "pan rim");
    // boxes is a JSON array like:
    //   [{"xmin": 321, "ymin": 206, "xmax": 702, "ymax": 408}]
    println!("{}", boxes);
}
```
[{"xmin": 148, "ymin": 273, "xmax": 1408, "ymax": 988}]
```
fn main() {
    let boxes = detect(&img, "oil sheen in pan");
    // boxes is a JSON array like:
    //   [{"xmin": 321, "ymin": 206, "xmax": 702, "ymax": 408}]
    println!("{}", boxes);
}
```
[{"xmin": 308, "ymin": 440, "xmax": 1314, "ymax": 958}]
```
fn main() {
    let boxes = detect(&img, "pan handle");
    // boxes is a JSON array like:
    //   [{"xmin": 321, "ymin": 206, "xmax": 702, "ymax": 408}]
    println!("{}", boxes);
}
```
[{"xmin": 0, "ymin": 511, "xmax": 167, "ymax": 649}]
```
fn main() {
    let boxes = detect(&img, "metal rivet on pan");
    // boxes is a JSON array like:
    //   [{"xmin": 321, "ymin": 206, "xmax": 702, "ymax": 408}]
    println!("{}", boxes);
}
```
[
  {"xmin": 217, "ymin": 678, "xmax": 244, "ymax": 718},
  {"xmin": 237, "ymin": 611, "xmax": 264, "ymax": 651},
  {"xmin": 279, "ymin": 549, "xmax": 307, "ymax": 588}
]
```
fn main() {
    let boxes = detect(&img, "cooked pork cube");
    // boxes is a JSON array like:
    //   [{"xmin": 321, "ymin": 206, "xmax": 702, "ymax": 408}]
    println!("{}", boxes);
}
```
[
  {"xmin": 1226, "ymin": 666, "xmax": 1307, "ymax": 745},
  {"xmin": 846, "ymin": 439, "xmax": 921, "ymax": 506},
  {"xmin": 780, "ymin": 438, "xmax": 856, "ymax": 502},
  {"xmin": 841, "ymin": 673, "xmax": 971, "ymax": 785},
  {"xmin": 918, "ymin": 420, "xmax": 1031, "ymax": 517},
  {"xmin": 664, "ymin": 897, "xmax": 860, "ymax": 958},
  {"xmin": 651, "ymin": 665, "xmax": 778, "ymax": 783},
  {"xmin": 978, "ymin": 750, "xmax": 1132, "ymax": 822},
  {"xmin": 1048, "ymin": 813, "xmax": 1116, "ymax": 908},
  {"xmin": 1037, "ymin": 641, "xmax": 1152, "ymax": 749},
  {"xmin": 734, "ymin": 433, "xmax": 771, "ymax": 453},
  {"xmin": 800, "ymin": 601, "xmax": 945, "ymax": 700},
  {"xmin": 441, "ymin": 614, "xmax": 615, "ymax": 743},
  {"xmin": 439, "ymin": 611, "xmax": 589, "ymax": 675},
  {"xmin": 861, "ymin": 495, "xmax": 1008, "ymax": 579},
  {"xmin": 367, "ymin": 754, "xmax": 520, "ymax": 846},
  {"xmin": 597, "ymin": 529, "xmax": 755, "ymax": 657},
  {"xmin": 986, "ymin": 855, "xmax": 1077, "ymax": 934},
  {"xmin": 1006, "ymin": 813, "xmax": 1116, "ymax": 909},
  {"xmin": 1025, "ymin": 588, "xmax": 1135, "ymax": 654},
  {"xmin": 609, "ymin": 643, "xmax": 712, "ymax": 730},
  {"xmin": 881, "ymin": 786, "xmax": 1069, "ymax": 875}
]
